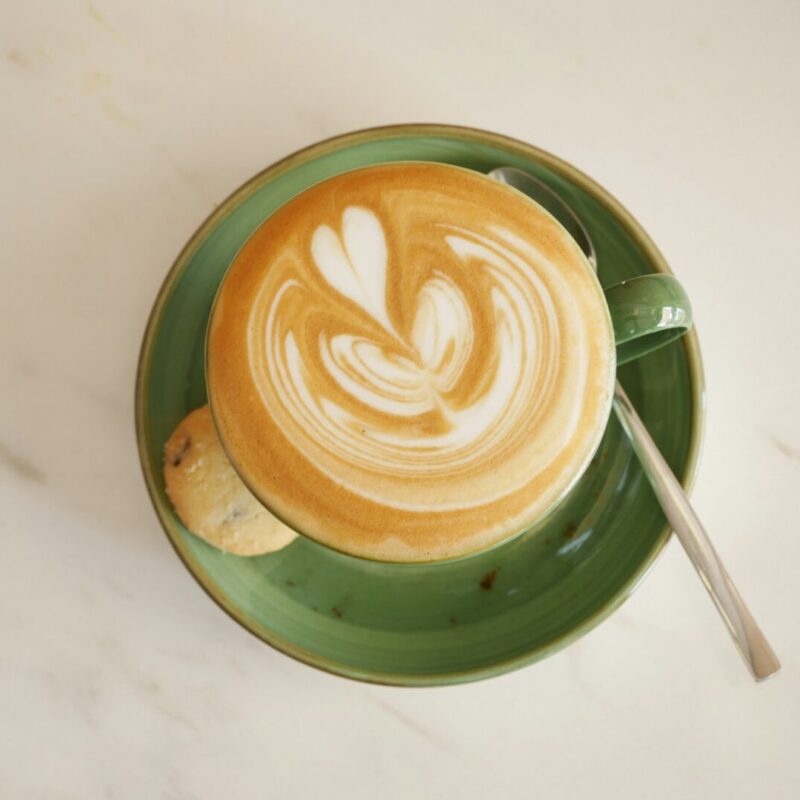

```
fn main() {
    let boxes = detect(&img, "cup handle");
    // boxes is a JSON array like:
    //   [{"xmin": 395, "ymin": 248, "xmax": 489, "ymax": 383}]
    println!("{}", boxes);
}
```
[{"xmin": 603, "ymin": 274, "xmax": 693, "ymax": 366}]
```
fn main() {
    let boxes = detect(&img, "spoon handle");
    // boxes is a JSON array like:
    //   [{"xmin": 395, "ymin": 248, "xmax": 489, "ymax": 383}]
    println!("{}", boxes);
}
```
[{"xmin": 612, "ymin": 382, "xmax": 780, "ymax": 681}]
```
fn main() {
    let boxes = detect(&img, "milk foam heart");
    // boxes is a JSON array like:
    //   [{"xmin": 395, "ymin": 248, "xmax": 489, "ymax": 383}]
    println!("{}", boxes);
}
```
[{"xmin": 208, "ymin": 164, "xmax": 615, "ymax": 561}]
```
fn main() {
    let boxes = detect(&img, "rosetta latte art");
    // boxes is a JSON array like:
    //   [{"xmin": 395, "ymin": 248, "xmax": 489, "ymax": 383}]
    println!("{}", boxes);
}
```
[
  {"xmin": 208, "ymin": 164, "xmax": 614, "ymax": 560},
  {"xmin": 258, "ymin": 206, "xmax": 577, "ymax": 509}
]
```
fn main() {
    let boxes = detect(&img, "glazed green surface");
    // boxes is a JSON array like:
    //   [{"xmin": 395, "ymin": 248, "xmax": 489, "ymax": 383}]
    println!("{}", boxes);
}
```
[
  {"xmin": 137, "ymin": 126, "xmax": 703, "ymax": 685},
  {"xmin": 605, "ymin": 274, "xmax": 693, "ymax": 365}
]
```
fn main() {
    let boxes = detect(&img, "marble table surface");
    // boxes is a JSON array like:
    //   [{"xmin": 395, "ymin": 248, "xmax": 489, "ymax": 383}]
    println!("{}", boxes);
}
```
[{"xmin": 2, "ymin": 1, "xmax": 799, "ymax": 797}]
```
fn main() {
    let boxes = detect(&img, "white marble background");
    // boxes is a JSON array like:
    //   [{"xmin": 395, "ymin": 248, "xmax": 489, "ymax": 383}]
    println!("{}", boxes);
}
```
[{"xmin": 2, "ymin": 1, "xmax": 799, "ymax": 797}]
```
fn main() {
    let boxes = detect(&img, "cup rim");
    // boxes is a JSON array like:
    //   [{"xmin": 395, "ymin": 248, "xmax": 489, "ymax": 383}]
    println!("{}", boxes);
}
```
[
  {"xmin": 135, "ymin": 123, "xmax": 706, "ymax": 685},
  {"xmin": 204, "ymin": 158, "xmax": 619, "ymax": 564}
]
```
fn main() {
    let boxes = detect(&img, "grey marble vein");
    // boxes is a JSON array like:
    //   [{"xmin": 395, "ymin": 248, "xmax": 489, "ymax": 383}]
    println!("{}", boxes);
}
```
[
  {"xmin": 771, "ymin": 435, "xmax": 800, "ymax": 462},
  {"xmin": 0, "ymin": 440, "xmax": 46, "ymax": 484},
  {"xmin": 361, "ymin": 691, "xmax": 463, "ymax": 758}
]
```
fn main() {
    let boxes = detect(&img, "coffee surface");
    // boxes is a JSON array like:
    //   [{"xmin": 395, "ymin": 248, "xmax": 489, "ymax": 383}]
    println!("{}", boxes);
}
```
[{"xmin": 208, "ymin": 163, "xmax": 614, "ymax": 561}]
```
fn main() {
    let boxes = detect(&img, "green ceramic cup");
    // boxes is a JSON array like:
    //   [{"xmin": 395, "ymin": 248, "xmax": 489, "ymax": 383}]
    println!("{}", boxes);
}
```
[
  {"xmin": 206, "ymin": 165, "xmax": 693, "ymax": 563},
  {"xmin": 136, "ymin": 125, "xmax": 705, "ymax": 685}
]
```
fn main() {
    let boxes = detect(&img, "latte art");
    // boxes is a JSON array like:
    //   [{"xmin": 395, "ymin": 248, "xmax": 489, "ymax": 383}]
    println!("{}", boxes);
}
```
[
  {"xmin": 263, "ymin": 209, "xmax": 570, "ymax": 502},
  {"xmin": 208, "ymin": 164, "xmax": 615, "ymax": 561}
]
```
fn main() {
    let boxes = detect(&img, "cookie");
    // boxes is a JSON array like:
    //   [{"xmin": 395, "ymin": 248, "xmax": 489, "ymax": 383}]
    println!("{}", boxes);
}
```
[{"xmin": 163, "ymin": 405, "xmax": 298, "ymax": 556}]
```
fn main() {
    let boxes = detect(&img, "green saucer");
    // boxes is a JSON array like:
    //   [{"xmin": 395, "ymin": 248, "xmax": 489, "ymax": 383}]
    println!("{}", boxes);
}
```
[{"xmin": 136, "ymin": 125, "xmax": 704, "ymax": 686}]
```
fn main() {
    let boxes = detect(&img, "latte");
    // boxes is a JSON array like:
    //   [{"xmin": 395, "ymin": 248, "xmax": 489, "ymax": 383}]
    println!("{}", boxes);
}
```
[{"xmin": 207, "ymin": 163, "xmax": 614, "ymax": 561}]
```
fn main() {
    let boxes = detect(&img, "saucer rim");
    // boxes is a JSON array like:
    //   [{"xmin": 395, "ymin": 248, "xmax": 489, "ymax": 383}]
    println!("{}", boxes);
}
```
[{"xmin": 135, "ymin": 123, "xmax": 706, "ymax": 686}]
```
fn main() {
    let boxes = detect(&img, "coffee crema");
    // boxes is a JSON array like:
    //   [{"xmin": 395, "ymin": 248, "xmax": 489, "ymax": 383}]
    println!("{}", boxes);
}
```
[{"xmin": 208, "ymin": 163, "xmax": 614, "ymax": 561}]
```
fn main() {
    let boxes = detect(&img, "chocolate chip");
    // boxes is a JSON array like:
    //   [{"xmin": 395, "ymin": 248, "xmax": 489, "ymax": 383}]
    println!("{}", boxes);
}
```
[
  {"xmin": 223, "ymin": 506, "xmax": 246, "ymax": 524},
  {"xmin": 171, "ymin": 437, "xmax": 191, "ymax": 467}
]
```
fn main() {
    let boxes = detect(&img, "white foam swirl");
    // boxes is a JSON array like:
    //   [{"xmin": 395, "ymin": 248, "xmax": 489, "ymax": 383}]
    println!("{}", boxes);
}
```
[{"xmin": 252, "ymin": 205, "xmax": 588, "ymax": 512}]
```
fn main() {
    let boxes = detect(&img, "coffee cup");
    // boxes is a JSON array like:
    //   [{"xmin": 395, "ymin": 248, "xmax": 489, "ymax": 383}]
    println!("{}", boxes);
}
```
[{"xmin": 207, "ymin": 161, "xmax": 691, "ymax": 562}]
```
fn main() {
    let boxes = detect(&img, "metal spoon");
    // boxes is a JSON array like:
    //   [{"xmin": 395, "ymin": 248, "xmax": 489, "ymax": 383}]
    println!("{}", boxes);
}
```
[{"xmin": 489, "ymin": 166, "xmax": 780, "ymax": 681}]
